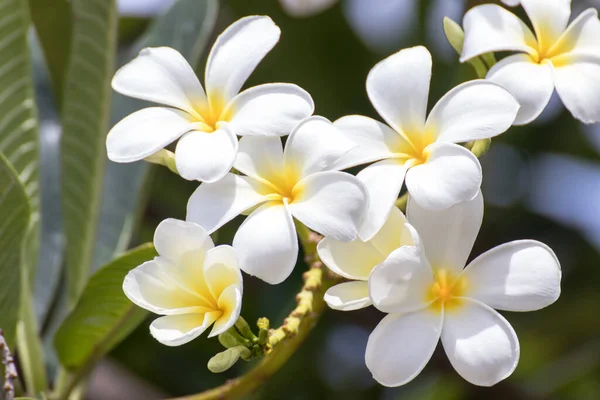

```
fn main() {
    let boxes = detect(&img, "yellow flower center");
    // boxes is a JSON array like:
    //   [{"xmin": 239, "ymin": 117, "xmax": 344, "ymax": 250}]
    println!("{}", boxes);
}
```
[
  {"xmin": 194, "ymin": 92, "xmax": 233, "ymax": 133},
  {"xmin": 528, "ymin": 24, "xmax": 572, "ymax": 67},
  {"xmin": 392, "ymin": 127, "xmax": 436, "ymax": 167},
  {"xmin": 426, "ymin": 268, "xmax": 468, "ymax": 313},
  {"xmin": 256, "ymin": 164, "xmax": 304, "ymax": 205}
]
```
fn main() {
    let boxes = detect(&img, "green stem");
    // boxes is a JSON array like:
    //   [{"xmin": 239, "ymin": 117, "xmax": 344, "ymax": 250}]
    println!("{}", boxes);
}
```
[{"xmin": 170, "ymin": 227, "xmax": 335, "ymax": 400}]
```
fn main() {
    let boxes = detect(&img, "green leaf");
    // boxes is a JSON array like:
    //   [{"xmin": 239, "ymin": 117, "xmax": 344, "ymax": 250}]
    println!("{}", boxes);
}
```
[
  {"xmin": 92, "ymin": 0, "xmax": 219, "ymax": 272},
  {"xmin": 28, "ymin": 0, "xmax": 72, "ymax": 105},
  {"xmin": 54, "ymin": 243, "xmax": 157, "ymax": 370},
  {"xmin": 0, "ymin": 153, "xmax": 30, "ymax": 346},
  {"xmin": 60, "ymin": 0, "xmax": 119, "ymax": 305}
]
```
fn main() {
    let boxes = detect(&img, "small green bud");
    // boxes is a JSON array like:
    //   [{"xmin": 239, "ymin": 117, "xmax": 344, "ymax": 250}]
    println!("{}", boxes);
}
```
[
  {"xmin": 207, "ymin": 346, "xmax": 252, "ymax": 373},
  {"xmin": 144, "ymin": 149, "xmax": 178, "ymax": 174},
  {"xmin": 218, "ymin": 331, "xmax": 241, "ymax": 349},
  {"xmin": 443, "ymin": 17, "xmax": 465, "ymax": 54},
  {"xmin": 235, "ymin": 316, "xmax": 257, "ymax": 341}
]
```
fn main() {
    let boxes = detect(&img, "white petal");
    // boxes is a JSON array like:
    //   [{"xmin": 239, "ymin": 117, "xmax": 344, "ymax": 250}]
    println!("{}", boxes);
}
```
[
  {"xmin": 112, "ymin": 47, "xmax": 206, "ymax": 114},
  {"xmin": 233, "ymin": 202, "xmax": 298, "ymax": 284},
  {"xmin": 521, "ymin": 0, "xmax": 571, "ymax": 49},
  {"xmin": 210, "ymin": 285, "xmax": 243, "ymax": 337},
  {"xmin": 153, "ymin": 218, "xmax": 214, "ymax": 264},
  {"xmin": 288, "ymin": 171, "xmax": 368, "ymax": 241},
  {"xmin": 324, "ymin": 281, "xmax": 371, "ymax": 311},
  {"xmin": 226, "ymin": 83, "xmax": 314, "ymax": 136},
  {"xmin": 365, "ymin": 310, "xmax": 443, "ymax": 387},
  {"xmin": 366, "ymin": 46, "xmax": 431, "ymax": 134},
  {"xmin": 369, "ymin": 246, "xmax": 433, "ymax": 314},
  {"xmin": 407, "ymin": 191, "xmax": 483, "ymax": 276},
  {"xmin": 552, "ymin": 55, "xmax": 600, "ymax": 124},
  {"xmin": 501, "ymin": 0, "xmax": 521, "ymax": 6},
  {"xmin": 186, "ymin": 173, "xmax": 267, "ymax": 233},
  {"xmin": 405, "ymin": 142, "xmax": 482, "ymax": 212},
  {"xmin": 461, "ymin": 5, "xmax": 537, "ymax": 62},
  {"xmin": 369, "ymin": 206, "xmax": 415, "ymax": 256},
  {"xmin": 426, "ymin": 80, "xmax": 519, "ymax": 143},
  {"xmin": 205, "ymin": 16, "xmax": 280, "ymax": 103},
  {"xmin": 552, "ymin": 9, "xmax": 600, "ymax": 57},
  {"xmin": 175, "ymin": 126, "xmax": 238, "ymax": 183},
  {"xmin": 441, "ymin": 299, "xmax": 519, "ymax": 387},
  {"xmin": 487, "ymin": 54, "xmax": 555, "ymax": 125},
  {"xmin": 107, "ymin": 107, "xmax": 195, "ymax": 163},
  {"xmin": 123, "ymin": 259, "xmax": 212, "ymax": 315},
  {"xmin": 203, "ymin": 245, "xmax": 243, "ymax": 300},
  {"xmin": 332, "ymin": 115, "xmax": 406, "ymax": 170},
  {"xmin": 462, "ymin": 240, "xmax": 561, "ymax": 311},
  {"xmin": 150, "ymin": 312, "xmax": 220, "ymax": 346},
  {"xmin": 356, "ymin": 159, "xmax": 407, "ymax": 241},
  {"xmin": 317, "ymin": 237, "xmax": 386, "ymax": 280},
  {"xmin": 283, "ymin": 116, "xmax": 356, "ymax": 179},
  {"xmin": 234, "ymin": 135, "xmax": 285, "ymax": 185}
]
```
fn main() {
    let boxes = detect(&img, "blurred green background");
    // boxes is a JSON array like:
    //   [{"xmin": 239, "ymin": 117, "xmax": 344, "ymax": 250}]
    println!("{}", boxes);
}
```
[{"xmin": 32, "ymin": 0, "xmax": 600, "ymax": 399}]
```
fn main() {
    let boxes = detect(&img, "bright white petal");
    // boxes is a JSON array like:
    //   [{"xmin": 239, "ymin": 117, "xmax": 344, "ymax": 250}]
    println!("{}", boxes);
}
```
[
  {"xmin": 405, "ymin": 142, "xmax": 482, "ymax": 212},
  {"xmin": 210, "ymin": 285, "xmax": 243, "ymax": 337},
  {"xmin": 521, "ymin": 0, "xmax": 571, "ymax": 49},
  {"xmin": 552, "ymin": 9, "xmax": 600, "ymax": 57},
  {"xmin": 552, "ymin": 55, "xmax": 600, "ymax": 124},
  {"xmin": 369, "ymin": 206, "xmax": 415, "ymax": 256},
  {"xmin": 426, "ymin": 80, "xmax": 519, "ymax": 142},
  {"xmin": 462, "ymin": 240, "xmax": 561, "ymax": 311},
  {"xmin": 487, "ymin": 54, "xmax": 554, "ymax": 125},
  {"xmin": 123, "ymin": 259, "xmax": 212, "ymax": 315},
  {"xmin": 233, "ymin": 202, "xmax": 298, "ymax": 284},
  {"xmin": 112, "ymin": 47, "xmax": 206, "ymax": 114},
  {"xmin": 356, "ymin": 159, "xmax": 407, "ymax": 241},
  {"xmin": 366, "ymin": 46, "xmax": 431, "ymax": 134},
  {"xmin": 203, "ymin": 245, "xmax": 243, "ymax": 300},
  {"xmin": 461, "ymin": 5, "xmax": 537, "ymax": 62},
  {"xmin": 365, "ymin": 310, "xmax": 443, "ymax": 387},
  {"xmin": 186, "ymin": 173, "xmax": 268, "ymax": 233},
  {"xmin": 175, "ymin": 125, "xmax": 238, "ymax": 182},
  {"xmin": 150, "ymin": 312, "xmax": 220, "ymax": 346},
  {"xmin": 332, "ymin": 115, "xmax": 407, "ymax": 170},
  {"xmin": 324, "ymin": 281, "xmax": 371, "ymax": 311},
  {"xmin": 289, "ymin": 171, "xmax": 368, "ymax": 241},
  {"xmin": 226, "ymin": 83, "xmax": 314, "ymax": 137},
  {"xmin": 317, "ymin": 237, "xmax": 386, "ymax": 280},
  {"xmin": 284, "ymin": 116, "xmax": 356, "ymax": 179},
  {"xmin": 205, "ymin": 16, "xmax": 280, "ymax": 103},
  {"xmin": 441, "ymin": 299, "xmax": 519, "ymax": 387},
  {"xmin": 369, "ymin": 246, "xmax": 433, "ymax": 314},
  {"xmin": 107, "ymin": 107, "xmax": 194, "ymax": 163},
  {"xmin": 153, "ymin": 218, "xmax": 214, "ymax": 264},
  {"xmin": 407, "ymin": 191, "xmax": 483, "ymax": 276}
]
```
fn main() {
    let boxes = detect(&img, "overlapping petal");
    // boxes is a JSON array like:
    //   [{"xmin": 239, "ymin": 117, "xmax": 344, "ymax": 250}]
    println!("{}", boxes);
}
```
[
  {"xmin": 405, "ymin": 143, "xmax": 482, "ymax": 212},
  {"xmin": 153, "ymin": 218, "xmax": 214, "ymax": 264},
  {"xmin": 552, "ymin": 9, "xmax": 600, "ymax": 57},
  {"xmin": 366, "ymin": 46, "xmax": 431, "ymax": 134},
  {"xmin": 365, "ymin": 310, "xmax": 443, "ymax": 387},
  {"xmin": 203, "ymin": 246, "xmax": 243, "ymax": 300},
  {"xmin": 552, "ymin": 55, "xmax": 600, "ymax": 124},
  {"xmin": 150, "ymin": 312, "xmax": 220, "ymax": 347},
  {"xmin": 205, "ymin": 16, "xmax": 280, "ymax": 103},
  {"xmin": 324, "ymin": 281, "xmax": 371, "ymax": 311},
  {"xmin": 462, "ymin": 240, "xmax": 561, "ymax": 311},
  {"xmin": 235, "ymin": 136, "xmax": 285, "ymax": 184},
  {"xmin": 210, "ymin": 285, "xmax": 243, "ymax": 337},
  {"xmin": 461, "ymin": 5, "xmax": 537, "ymax": 62},
  {"xmin": 407, "ymin": 191, "xmax": 483, "ymax": 275},
  {"xmin": 441, "ymin": 299, "xmax": 519, "ymax": 387},
  {"xmin": 226, "ymin": 83, "xmax": 314, "ymax": 136},
  {"xmin": 232, "ymin": 202, "xmax": 298, "ymax": 284},
  {"xmin": 486, "ymin": 54, "xmax": 554, "ymax": 125},
  {"xmin": 521, "ymin": 0, "xmax": 571, "ymax": 49},
  {"xmin": 317, "ymin": 237, "xmax": 386, "ymax": 280},
  {"xmin": 426, "ymin": 80, "xmax": 519, "ymax": 142}
]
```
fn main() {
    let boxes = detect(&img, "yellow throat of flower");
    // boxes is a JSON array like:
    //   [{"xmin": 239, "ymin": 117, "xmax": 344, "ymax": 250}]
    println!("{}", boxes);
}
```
[
  {"xmin": 394, "ymin": 127, "xmax": 436, "ymax": 167},
  {"xmin": 426, "ymin": 268, "xmax": 468, "ymax": 313},
  {"xmin": 195, "ymin": 93, "xmax": 232, "ymax": 133}
]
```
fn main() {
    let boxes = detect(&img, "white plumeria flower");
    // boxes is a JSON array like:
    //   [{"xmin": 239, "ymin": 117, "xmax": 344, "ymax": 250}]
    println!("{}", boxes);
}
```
[
  {"xmin": 462, "ymin": 0, "xmax": 600, "ymax": 124},
  {"xmin": 186, "ymin": 116, "xmax": 368, "ymax": 285},
  {"xmin": 107, "ymin": 16, "xmax": 314, "ymax": 183},
  {"xmin": 366, "ymin": 192, "xmax": 561, "ymax": 387},
  {"xmin": 318, "ymin": 207, "xmax": 416, "ymax": 311},
  {"xmin": 123, "ymin": 219, "xmax": 243, "ymax": 346},
  {"xmin": 333, "ymin": 46, "xmax": 519, "ymax": 240},
  {"xmin": 279, "ymin": 0, "xmax": 339, "ymax": 17}
]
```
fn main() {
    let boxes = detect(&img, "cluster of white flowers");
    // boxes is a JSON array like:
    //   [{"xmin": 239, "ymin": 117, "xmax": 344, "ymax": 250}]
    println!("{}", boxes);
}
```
[{"xmin": 110, "ymin": 0, "xmax": 598, "ymax": 388}]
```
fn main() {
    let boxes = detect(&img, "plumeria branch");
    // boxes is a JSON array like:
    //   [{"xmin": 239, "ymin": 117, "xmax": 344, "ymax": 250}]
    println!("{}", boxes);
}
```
[
  {"xmin": 0, "ymin": 329, "xmax": 18, "ymax": 400},
  {"xmin": 171, "ymin": 225, "xmax": 338, "ymax": 400}
]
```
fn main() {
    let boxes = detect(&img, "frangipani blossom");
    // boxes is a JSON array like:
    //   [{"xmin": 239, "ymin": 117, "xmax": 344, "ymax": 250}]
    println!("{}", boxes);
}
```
[
  {"xmin": 318, "ymin": 207, "xmax": 416, "ymax": 311},
  {"xmin": 366, "ymin": 192, "xmax": 561, "ymax": 387},
  {"xmin": 333, "ymin": 46, "xmax": 519, "ymax": 240},
  {"xmin": 123, "ymin": 219, "xmax": 243, "ymax": 346},
  {"xmin": 462, "ymin": 0, "xmax": 600, "ymax": 124},
  {"xmin": 187, "ymin": 117, "xmax": 368, "ymax": 285},
  {"xmin": 107, "ymin": 16, "xmax": 314, "ymax": 182}
]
